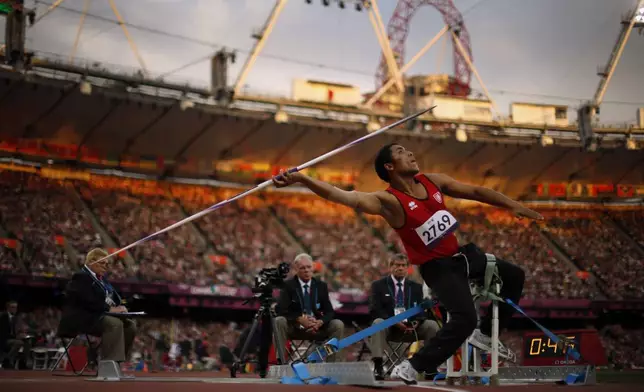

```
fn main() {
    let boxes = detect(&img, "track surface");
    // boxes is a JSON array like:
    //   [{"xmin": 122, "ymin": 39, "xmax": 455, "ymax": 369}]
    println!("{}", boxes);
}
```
[{"xmin": 1, "ymin": 370, "xmax": 644, "ymax": 392}]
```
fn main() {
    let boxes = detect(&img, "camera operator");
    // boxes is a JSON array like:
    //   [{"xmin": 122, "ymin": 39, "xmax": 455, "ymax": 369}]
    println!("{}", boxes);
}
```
[
  {"xmin": 369, "ymin": 254, "xmax": 440, "ymax": 380},
  {"xmin": 275, "ymin": 254, "xmax": 344, "ymax": 362}
]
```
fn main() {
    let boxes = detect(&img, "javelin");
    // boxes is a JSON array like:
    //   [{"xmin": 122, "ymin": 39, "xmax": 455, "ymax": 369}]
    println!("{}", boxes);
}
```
[{"xmin": 90, "ymin": 107, "xmax": 434, "ymax": 265}]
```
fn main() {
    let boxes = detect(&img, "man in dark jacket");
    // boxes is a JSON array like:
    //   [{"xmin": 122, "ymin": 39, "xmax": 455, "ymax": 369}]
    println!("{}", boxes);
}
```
[
  {"xmin": 275, "ymin": 254, "xmax": 344, "ymax": 362},
  {"xmin": 0, "ymin": 300, "xmax": 32, "ymax": 368},
  {"xmin": 369, "ymin": 254, "xmax": 440, "ymax": 379},
  {"xmin": 57, "ymin": 248, "xmax": 137, "ymax": 363}
]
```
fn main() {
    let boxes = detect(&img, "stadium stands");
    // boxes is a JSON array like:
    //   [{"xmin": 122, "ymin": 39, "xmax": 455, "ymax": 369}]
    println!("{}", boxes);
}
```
[
  {"xmin": 453, "ymin": 207, "xmax": 602, "ymax": 300},
  {"xmin": 541, "ymin": 209, "xmax": 644, "ymax": 300},
  {"xmin": 0, "ymin": 170, "xmax": 642, "ymax": 301},
  {"xmin": 178, "ymin": 188, "xmax": 301, "ymax": 287},
  {"xmin": 267, "ymin": 193, "xmax": 393, "ymax": 291}
]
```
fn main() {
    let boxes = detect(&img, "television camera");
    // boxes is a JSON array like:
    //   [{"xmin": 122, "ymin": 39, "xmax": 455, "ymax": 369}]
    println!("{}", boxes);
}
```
[
  {"xmin": 252, "ymin": 262, "xmax": 290, "ymax": 294},
  {"xmin": 231, "ymin": 262, "xmax": 290, "ymax": 378}
]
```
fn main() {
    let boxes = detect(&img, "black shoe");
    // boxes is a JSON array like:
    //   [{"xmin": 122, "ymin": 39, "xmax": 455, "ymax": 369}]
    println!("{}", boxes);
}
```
[{"xmin": 373, "ymin": 358, "xmax": 385, "ymax": 381}]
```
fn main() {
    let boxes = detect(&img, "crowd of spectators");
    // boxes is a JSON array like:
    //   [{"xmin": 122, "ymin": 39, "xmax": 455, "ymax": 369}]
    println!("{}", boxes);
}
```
[
  {"xmin": 5, "ymin": 306, "xmax": 644, "ymax": 371},
  {"xmin": 0, "ymin": 171, "xmax": 96, "ymax": 278},
  {"xmin": 452, "ymin": 207, "xmax": 601, "ymax": 300},
  {"xmin": 600, "ymin": 325, "xmax": 644, "ymax": 369},
  {"xmin": 541, "ymin": 208, "xmax": 644, "ymax": 299},
  {"xmin": 267, "ymin": 193, "xmax": 393, "ymax": 291},
  {"xmin": 0, "ymin": 171, "xmax": 641, "ymax": 301},
  {"xmin": 8, "ymin": 306, "xmax": 242, "ymax": 372},
  {"xmin": 177, "ymin": 187, "xmax": 301, "ymax": 287},
  {"xmin": 610, "ymin": 209, "xmax": 644, "ymax": 249},
  {"xmin": 77, "ymin": 180, "xmax": 217, "ymax": 285}
]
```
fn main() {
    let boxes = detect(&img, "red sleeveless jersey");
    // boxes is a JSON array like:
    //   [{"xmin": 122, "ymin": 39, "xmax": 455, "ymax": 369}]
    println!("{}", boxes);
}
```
[{"xmin": 386, "ymin": 174, "xmax": 460, "ymax": 265}]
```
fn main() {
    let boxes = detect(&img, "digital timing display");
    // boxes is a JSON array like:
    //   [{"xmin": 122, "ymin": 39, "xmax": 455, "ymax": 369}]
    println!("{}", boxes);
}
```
[{"xmin": 524, "ymin": 335, "xmax": 581, "ymax": 358}]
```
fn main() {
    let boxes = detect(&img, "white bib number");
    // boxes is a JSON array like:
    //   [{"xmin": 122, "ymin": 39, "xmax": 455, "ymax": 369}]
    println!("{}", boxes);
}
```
[{"xmin": 414, "ymin": 210, "xmax": 458, "ymax": 248}]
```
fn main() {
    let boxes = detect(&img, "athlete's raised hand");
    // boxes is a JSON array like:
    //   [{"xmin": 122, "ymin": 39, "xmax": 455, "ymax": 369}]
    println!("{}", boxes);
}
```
[
  {"xmin": 272, "ymin": 169, "xmax": 303, "ymax": 188},
  {"xmin": 512, "ymin": 205, "xmax": 544, "ymax": 221}
]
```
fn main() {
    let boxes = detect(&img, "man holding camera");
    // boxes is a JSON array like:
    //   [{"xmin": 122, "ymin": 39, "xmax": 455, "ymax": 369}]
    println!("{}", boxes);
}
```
[
  {"xmin": 275, "ymin": 254, "xmax": 344, "ymax": 362},
  {"xmin": 369, "ymin": 254, "xmax": 440, "ymax": 380}
]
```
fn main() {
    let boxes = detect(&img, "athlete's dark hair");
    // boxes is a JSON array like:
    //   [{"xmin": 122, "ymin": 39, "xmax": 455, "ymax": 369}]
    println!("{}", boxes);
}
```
[{"xmin": 374, "ymin": 143, "xmax": 397, "ymax": 183}]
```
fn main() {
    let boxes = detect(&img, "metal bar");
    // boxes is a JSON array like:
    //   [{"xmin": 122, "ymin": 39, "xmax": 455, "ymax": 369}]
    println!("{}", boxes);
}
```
[
  {"xmin": 367, "ymin": 1, "xmax": 404, "ymax": 92},
  {"xmin": 453, "ymin": 143, "xmax": 486, "ymax": 173},
  {"xmin": 491, "ymin": 282, "xmax": 500, "ymax": 379},
  {"xmin": 218, "ymin": 120, "xmax": 266, "ymax": 160},
  {"xmin": 451, "ymin": 30, "xmax": 501, "ymax": 120},
  {"xmin": 366, "ymin": 8, "xmax": 394, "ymax": 84},
  {"xmin": 33, "ymin": 0, "xmax": 66, "ymax": 25},
  {"xmin": 20, "ymin": 84, "xmax": 75, "ymax": 139},
  {"xmin": 593, "ymin": 0, "xmax": 644, "ymax": 107},
  {"xmin": 567, "ymin": 150, "xmax": 611, "ymax": 181},
  {"xmin": 363, "ymin": 26, "xmax": 448, "ymax": 109},
  {"xmin": 120, "ymin": 105, "xmax": 174, "ymax": 156},
  {"xmin": 108, "ymin": 0, "xmax": 148, "ymax": 76},
  {"xmin": 233, "ymin": 0, "xmax": 289, "ymax": 98},
  {"xmin": 615, "ymin": 154, "xmax": 644, "ymax": 184},
  {"xmin": 173, "ymin": 117, "xmax": 218, "ymax": 161},
  {"xmin": 69, "ymin": 0, "xmax": 91, "ymax": 64},
  {"xmin": 270, "ymin": 127, "xmax": 308, "ymax": 166},
  {"xmin": 436, "ymin": 29, "xmax": 448, "ymax": 72},
  {"xmin": 76, "ymin": 100, "xmax": 120, "ymax": 158},
  {"xmin": 527, "ymin": 149, "xmax": 569, "ymax": 185}
]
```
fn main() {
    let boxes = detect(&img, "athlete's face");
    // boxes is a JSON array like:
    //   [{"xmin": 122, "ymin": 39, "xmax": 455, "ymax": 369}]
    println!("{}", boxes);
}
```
[{"xmin": 386, "ymin": 144, "xmax": 419, "ymax": 176}]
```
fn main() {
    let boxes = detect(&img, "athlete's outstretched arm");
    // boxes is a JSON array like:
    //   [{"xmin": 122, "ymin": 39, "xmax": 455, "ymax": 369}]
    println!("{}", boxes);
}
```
[
  {"xmin": 272, "ymin": 171, "xmax": 384, "ymax": 216},
  {"xmin": 427, "ymin": 173, "xmax": 543, "ymax": 220}
]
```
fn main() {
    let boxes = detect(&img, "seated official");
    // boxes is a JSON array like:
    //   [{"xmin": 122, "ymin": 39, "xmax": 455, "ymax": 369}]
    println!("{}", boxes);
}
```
[
  {"xmin": 57, "ymin": 248, "xmax": 137, "ymax": 364},
  {"xmin": 369, "ymin": 254, "xmax": 440, "ymax": 380},
  {"xmin": 275, "ymin": 254, "xmax": 344, "ymax": 362},
  {"xmin": 0, "ymin": 300, "xmax": 32, "ymax": 369}
]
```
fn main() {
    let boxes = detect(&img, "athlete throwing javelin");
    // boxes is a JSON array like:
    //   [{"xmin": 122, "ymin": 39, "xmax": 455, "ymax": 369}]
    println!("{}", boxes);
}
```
[{"xmin": 272, "ymin": 143, "xmax": 543, "ymax": 384}]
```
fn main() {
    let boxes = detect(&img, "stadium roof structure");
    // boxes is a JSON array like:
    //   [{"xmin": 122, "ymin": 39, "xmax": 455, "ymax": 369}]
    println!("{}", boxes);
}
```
[
  {"xmin": 0, "ymin": 67, "xmax": 642, "ymax": 199},
  {"xmin": 0, "ymin": 0, "xmax": 643, "ymax": 197}
]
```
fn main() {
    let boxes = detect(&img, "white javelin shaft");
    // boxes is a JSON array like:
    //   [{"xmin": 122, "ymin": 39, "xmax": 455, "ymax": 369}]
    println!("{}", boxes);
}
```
[{"xmin": 90, "ymin": 107, "xmax": 434, "ymax": 264}]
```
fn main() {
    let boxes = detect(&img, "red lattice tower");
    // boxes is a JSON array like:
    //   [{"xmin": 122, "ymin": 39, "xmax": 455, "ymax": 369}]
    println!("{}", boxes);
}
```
[{"xmin": 375, "ymin": 0, "xmax": 472, "ymax": 96}]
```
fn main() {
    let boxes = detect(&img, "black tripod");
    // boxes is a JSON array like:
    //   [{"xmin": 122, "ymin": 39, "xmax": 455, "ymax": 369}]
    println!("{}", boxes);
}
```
[{"xmin": 230, "ymin": 290, "xmax": 288, "ymax": 378}]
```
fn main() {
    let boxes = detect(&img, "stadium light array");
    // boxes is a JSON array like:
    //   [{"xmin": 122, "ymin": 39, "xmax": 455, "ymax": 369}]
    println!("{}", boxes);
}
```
[
  {"xmin": 79, "ymin": 80, "xmax": 92, "ymax": 95},
  {"xmin": 306, "ymin": 0, "xmax": 368, "ymax": 11},
  {"xmin": 366, "ymin": 119, "xmax": 380, "ymax": 133},
  {"xmin": 455, "ymin": 127, "xmax": 468, "ymax": 143},
  {"xmin": 540, "ymin": 135, "xmax": 554, "ymax": 147},
  {"xmin": 275, "ymin": 109, "xmax": 289, "ymax": 123}
]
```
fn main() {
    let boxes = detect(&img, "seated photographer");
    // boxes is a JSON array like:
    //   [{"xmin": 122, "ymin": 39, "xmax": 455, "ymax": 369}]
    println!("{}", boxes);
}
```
[
  {"xmin": 369, "ymin": 254, "xmax": 440, "ymax": 380},
  {"xmin": 57, "ymin": 248, "xmax": 137, "ymax": 366},
  {"xmin": 275, "ymin": 254, "xmax": 344, "ymax": 362}
]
